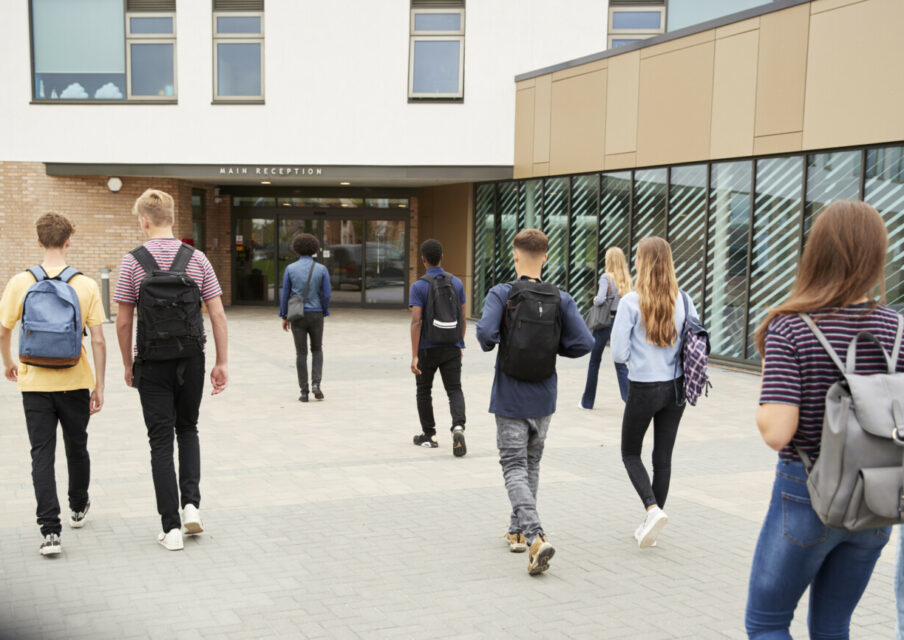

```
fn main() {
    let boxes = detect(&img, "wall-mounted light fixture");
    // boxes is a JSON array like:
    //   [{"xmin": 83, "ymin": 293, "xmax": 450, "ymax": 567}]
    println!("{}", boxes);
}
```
[{"xmin": 107, "ymin": 177, "xmax": 123, "ymax": 193}]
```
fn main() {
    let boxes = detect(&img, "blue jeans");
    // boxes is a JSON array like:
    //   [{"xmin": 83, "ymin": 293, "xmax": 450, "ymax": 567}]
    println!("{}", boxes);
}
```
[
  {"xmin": 581, "ymin": 325, "xmax": 629, "ymax": 408},
  {"xmin": 745, "ymin": 460, "xmax": 891, "ymax": 639},
  {"xmin": 897, "ymin": 527, "xmax": 904, "ymax": 640},
  {"xmin": 496, "ymin": 414, "xmax": 551, "ymax": 544}
]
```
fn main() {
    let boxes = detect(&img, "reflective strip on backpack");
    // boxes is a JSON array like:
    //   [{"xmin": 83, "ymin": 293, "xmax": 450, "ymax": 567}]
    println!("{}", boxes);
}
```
[{"xmin": 432, "ymin": 320, "xmax": 458, "ymax": 330}]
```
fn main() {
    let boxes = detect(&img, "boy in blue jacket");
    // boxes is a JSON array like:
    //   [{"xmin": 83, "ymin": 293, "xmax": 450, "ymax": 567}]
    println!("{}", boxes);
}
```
[{"xmin": 476, "ymin": 229, "xmax": 593, "ymax": 575}]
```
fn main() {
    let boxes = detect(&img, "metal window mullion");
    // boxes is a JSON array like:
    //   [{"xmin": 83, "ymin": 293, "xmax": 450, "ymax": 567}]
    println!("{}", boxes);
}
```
[
  {"xmin": 565, "ymin": 175, "xmax": 574, "ymax": 291},
  {"xmin": 799, "ymin": 154, "xmax": 808, "ymax": 255},
  {"xmin": 702, "ymin": 162, "xmax": 711, "ymax": 325},
  {"xmin": 860, "ymin": 148, "xmax": 868, "ymax": 200},
  {"xmin": 493, "ymin": 183, "xmax": 502, "ymax": 285},
  {"xmin": 627, "ymin": 170, "xmax": 635, "ymax": 257},
  {"xmin": 664, "ymin": 166, "xmax": 671, "ymax": 242},
  {"xmin": 742, "ymin": 160, "xmax": 757, "ymax": 360}
]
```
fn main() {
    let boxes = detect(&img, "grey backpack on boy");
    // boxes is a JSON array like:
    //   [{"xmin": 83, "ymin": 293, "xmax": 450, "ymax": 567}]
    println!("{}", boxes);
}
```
[{"xmin": 797, "ymin": 313, "xmax": 904, "ymax": 531}]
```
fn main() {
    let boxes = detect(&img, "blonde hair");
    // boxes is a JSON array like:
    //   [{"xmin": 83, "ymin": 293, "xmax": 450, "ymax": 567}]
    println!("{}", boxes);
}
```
[
  {"xmin": 604, "ymin": 247, "xmax": 632, "ymax": 296},
  {"xmin": 635, "ymin": 237, "xmax": 678, "ymax": 347},
  {"xmin": 133, "ymin": 188, "xmax": 175, "ymax": 226}
]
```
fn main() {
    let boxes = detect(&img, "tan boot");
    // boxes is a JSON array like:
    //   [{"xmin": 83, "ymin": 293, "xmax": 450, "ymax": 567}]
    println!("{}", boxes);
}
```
[
  {"xmin": 527, "ymin": 534, "xmax": 555, "ymax": 575},
  {"xmin": 503, "ymin": 532, "xmax": 527, "ymax": 553}
]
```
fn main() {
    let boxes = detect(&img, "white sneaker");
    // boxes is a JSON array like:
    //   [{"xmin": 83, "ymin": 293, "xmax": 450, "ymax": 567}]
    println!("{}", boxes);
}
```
[
  {"xmin": 157, "ymin": 528, "xmax": 184, "ymax": 551},
  {"xmin": 636, "ymin": 508, "xmax": 668, "ymax": 548},
  {"xmin": 182, "ymin": 504, "xmax": 204, "ymax": 535},
  {"xmin": 633, "ymin": 524, "xmax": 657, "ymax": 547}
]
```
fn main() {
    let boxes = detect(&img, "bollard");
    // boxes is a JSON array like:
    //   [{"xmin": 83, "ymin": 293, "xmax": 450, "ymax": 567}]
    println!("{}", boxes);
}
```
[{"xmin": 100, "ymin": 268, "xmax": 113, "ymax": 322}]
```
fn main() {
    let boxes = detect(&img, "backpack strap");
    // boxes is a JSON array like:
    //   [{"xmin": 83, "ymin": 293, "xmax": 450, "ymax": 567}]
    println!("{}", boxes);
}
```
[
  {"xmin": 170, "ymin": 243, "xmax": 195, "ymax": 274},
  {"xmin": 26, "ymin": 266, "xmax": 45, "ymax": 282},
  {"xmin": 130, "ymin": 246, "xmax": 161, "ymax": 274},
  {"xmin": 799, "ymin": 313, "xmax": 846, "ymax": 376},
  {"xmin": 301, "ymin": 259, "xmax": 316, "ymax": 298},
  {"xmin": 57, "ymin": 266, "xmax": 81, "ymax": 283},
  {"xmin": 891, "ymin": 314, "xmax": 904, "ymax": 372}
]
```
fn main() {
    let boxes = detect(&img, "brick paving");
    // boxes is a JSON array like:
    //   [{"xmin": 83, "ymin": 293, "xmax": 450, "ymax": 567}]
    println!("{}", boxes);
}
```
[{"xmin": 0, "ymin": 308, "xmax": 897, "ymax": 639}]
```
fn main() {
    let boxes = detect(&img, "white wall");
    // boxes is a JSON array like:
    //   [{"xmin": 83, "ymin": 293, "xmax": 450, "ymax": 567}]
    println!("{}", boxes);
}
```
[{"xmin": 0, "ymin": 0, "xmax": 608, "ymax": 167}]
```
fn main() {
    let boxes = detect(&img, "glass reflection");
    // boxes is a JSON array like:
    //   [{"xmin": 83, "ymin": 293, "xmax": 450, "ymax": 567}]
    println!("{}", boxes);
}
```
[
  {"xmin": 866, "ymin": 146, "xmax": 904, "ymax": 310},
  {"xmin": 234, "ymin": 217, "xmax": 276, "ymax": 302},
  {"xmin": 542, "ymin": 177, "xmax": 569, "ymax": 287},
  {"xmin": 569, "ymin": 175, "xmax": 599, "ymax": 310},
  {"xmin": 632, "ymin": 168, "xmax": 667, "ymax": 261},
  {"xmin": 365, "ymin": 220, "xmax": 407, "ymax": 304},
  {"xmin": 473, "ymin": 184, "xmax": 495, "ymax": 314},
  {"xmin": 668, "ymin": 165, "xmax": 707, "ymax": 307},
  {"xmin": 600, "ymin": 172, "xmax": 631, "ymax": 262}
]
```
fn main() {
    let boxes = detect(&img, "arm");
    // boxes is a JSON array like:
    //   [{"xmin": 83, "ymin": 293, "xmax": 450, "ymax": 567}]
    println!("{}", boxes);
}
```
[
  {"xmin": 757, "ymin": 326, "xmax": 801, "ymax": 451},
  {"xmin": 88, "ymin": 325, "xmax": 105, "ymax": 414},
  {"xmin": 321, "ymin": 265, "xmax": 331, "ymax": 317},
  {"xmin": 279, "ymin": 268, "xmax": 291, "ymax": 322},
  {"xmin": 115, "ymin": 303, "xmax": 135, "ymax": 387},
  {"xmin": 475, "ymin": 288, "xmax": 504, "ymax": 351},
  {"xmin": 558, "ymin": 294, "xmax": 594, "ymax": 358},
  {"xmin": 0, "ymin": 325, "xmax": 16, "ymax": 382},
  {"xmin": 610, "ymin": 300, "xmax": 632, "ymax": 364},
  {"xmin": 593, "ymin": 275, "xmax": 609, "ymax": 307},
  {"xmin": 410, "ymin": 305, "xmax": 423, "ymax": 374},
  {"xmin": 206, "ymin": 295, "xmax": 229, "ymax": 395},
  {"xmin": 757, "ymin": 404, "xmax": 799, "ymax": 451}
]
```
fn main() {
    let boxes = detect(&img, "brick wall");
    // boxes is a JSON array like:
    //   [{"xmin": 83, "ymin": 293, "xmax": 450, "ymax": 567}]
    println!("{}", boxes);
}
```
[{"xmin": 0, "ymin": 162, "xmax": 232, "ymax": 313}]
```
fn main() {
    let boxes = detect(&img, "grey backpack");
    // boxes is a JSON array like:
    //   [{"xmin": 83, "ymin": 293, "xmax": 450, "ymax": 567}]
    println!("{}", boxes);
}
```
[{"xmin": 797, "ymin": 313, "xmax": 904, "ymax": 531}]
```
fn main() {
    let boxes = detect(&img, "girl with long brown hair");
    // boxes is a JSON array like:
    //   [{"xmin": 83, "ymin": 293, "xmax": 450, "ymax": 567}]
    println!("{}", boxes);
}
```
[
  {"xmin": 746, "ymin": 200, "xmax": 897, "ymax": 637},
  {"xmin": 580, "ymin": 247, "xmax": 631, "ymax": 409},
  {"xmin": 610, "ymin": 237, "xmax": 699, "ymax": 548}
]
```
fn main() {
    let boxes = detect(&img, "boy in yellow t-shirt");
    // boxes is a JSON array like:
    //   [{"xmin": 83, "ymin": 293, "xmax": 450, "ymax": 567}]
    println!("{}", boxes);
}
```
[{"xmin": 0, "ymin": 213, "xmax": 106, "ymax": 557}]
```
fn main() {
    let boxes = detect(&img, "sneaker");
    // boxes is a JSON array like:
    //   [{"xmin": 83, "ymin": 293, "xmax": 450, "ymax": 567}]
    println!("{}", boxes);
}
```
[
  {"xmin": 635, "ymin": 508, "xmax": 668, "ymax": 548},
  {"xmin": 633, "ymin": 524, "xmax": 657, "ymax": 547},
  {"xmin": 182, "ymin": 504, "xmax": 203, "ymax": 535},
  {"xmin": 452, "ymin": 426, "xmax": 467, "ymax": 457},
  {"xmin": 69, "ymin": 500, "xmax": 90, "ymax": 529},
  {"xmin": 579, "ymin": 402, "xmax": 592, "ymax": 410},
  {"xmin": 312, "ymin": 384, "xmax": 324, "ymax": 400},
  {"xmin": 40, "ymin": 533, "xmax": 61, "ymax": 556},
  {"xmin": 413, "ymin": 434, "xmax": 438, "ymax": 448},
  {"xmin": 299, "ymin": 392, "xmax": 309, "ymax": 403},
  {"xmin": 527, "ymin": 534, "xmax": 555, "ymax": 575},
  {"xmin": 504, "ymin": 532, "xmax": 527, "ymax": 553},
  {"xmin": 157, "ymin": 528, "xmax": 184, "ymax": 551}
]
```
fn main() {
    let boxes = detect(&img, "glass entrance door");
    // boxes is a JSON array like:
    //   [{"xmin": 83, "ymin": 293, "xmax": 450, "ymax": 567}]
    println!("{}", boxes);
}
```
[{"xmin": 234, "ymin": 217, "xmax": 276, "ymax": 302}]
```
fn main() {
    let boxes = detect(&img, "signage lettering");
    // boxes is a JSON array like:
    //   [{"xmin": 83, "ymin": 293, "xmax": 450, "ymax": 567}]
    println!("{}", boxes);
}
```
[{"xmin": 217, "ymin": 166, "xmax": 325, "ymax": 177}]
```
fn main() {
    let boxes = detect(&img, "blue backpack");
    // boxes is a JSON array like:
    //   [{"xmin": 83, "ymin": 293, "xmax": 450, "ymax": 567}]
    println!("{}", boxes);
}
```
[{"xmin": 18, "ymin": 266, "xmax": 83, "ymax": 368}]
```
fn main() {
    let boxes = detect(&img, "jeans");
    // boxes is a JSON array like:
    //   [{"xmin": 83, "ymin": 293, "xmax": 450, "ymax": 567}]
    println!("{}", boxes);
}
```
[
  {"xmin": 496, "ymin": 414, "xmax": 551, "ymax": 543},
  {"xmin": 291, "ymin": 312, "xmax": 324, "ymax": 393},
  {"xmin": 620, "ymin": 378, "xmax": 685, "ymax": 509},
  {"xmin": 897, "ymin": 527, "xmax": 904, "ymax": 640},
  {"xmin": 415, "ymin": 346, "xmax": 465, "ymax": 436},
  {"xmin": 581, "ymin": 323, "xmax": 629, "ymax": 407},
  {"xmin": 22, "ymin": 390, "xmax": 91, "ymax": 536},
  {"xmin": 745, "ymin": 460, "xmax": 890, "ymax": 639},
  {"xmin": 136, "ymin": 355, "xmax": 205, "ymax": 533}
]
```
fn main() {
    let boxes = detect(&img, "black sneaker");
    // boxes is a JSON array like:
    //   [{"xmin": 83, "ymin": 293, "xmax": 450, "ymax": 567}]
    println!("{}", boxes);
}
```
[
  {"xmin": 452, "ymin": 426, "xmax": 467, "ymax": 457},
  {"xmin": 312, "ymin": 384, "xmax": 324, "ymax": 400},
  {"xmin": 40, "ymin": 533, "xmax": 61, "ymax": 556},
  {"xmin": 70, "ymin": 500, "xmax": 90, "ymax": 529},
  {"xmin": 413, "ymin": 434, "xmax": 438, "ymax": 448},
  {"xmin": 299, "ymin": 392, "xmax": 309, "ymax": 403}
]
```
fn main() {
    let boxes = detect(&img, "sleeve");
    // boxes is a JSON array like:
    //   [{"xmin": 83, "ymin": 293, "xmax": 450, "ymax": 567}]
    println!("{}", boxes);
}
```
[
  {"xmin": 558, "ymin": 293, "xmax": 595, "ymax": 358},
  {"xmin": 408, "ymin": 279, "xmax": 426, "ymax": 308},
  {"xmin": 0, "ymin": 277, "xmax": 23, "ymax": 330},
  {"xmin": 593, "ymin": 275, "xmax": 610, "ymax": 307},
  {"xmin": 457, "ymin": 278, "xmax": 466, "ymax": 305},
  {"xmin": 196, "ymin": 253, "xmax": 223, "ymax": 302},
  {"xmin": 279, "ymin": 268, "xmax": 291, "ymax": 318},
  {"xmin": 112, "ymin": 255, "xmax": 138, "ymax": 305},
  {"xmin": 83, "ymin": 280, "xmax": 106, "ymax": 327},
  {"xmin": 320, "ymin": 264, "xmax": 331, "ymax": 316},
  {"xmin": 475, "ymin": 287, "xmax": 504, "ymax": 351},
  {"xmin": 685, "ymin": 293, "xmax": 700, "ymax": 321},
  {"xmin": 610, "ymin": 299, "xmax": 634, "ymax": 364},
  {"xmin": 759, "ymin": 325, "xmax": 801, "ymax": 406}
]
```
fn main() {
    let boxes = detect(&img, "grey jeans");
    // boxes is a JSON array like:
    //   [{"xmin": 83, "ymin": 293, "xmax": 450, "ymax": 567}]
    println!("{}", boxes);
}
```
[{"xmin": 496, "ymin": 414, "xmax": 551, "ymax": 543}]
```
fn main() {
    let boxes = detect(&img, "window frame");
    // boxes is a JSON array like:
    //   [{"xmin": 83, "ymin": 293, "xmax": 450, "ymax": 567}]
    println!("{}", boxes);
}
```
[
  {"xmin": 126, "ymin": 12, "xmax": 176, "ymax": 38},
  {"xmin": 125, "ymin": 11, "xmax": 177, "ymax": 101},
  {"xmin": 410, "ymin": 7, "xmax": 465, "ymax": 36},
  {"xmin": 408, "ymin": 7, "xmax": 465, "ymax": 101},
  {"xmin": 212, "ymin": 10, "xmax": 265, "ymax": 102},
  {"xmin": 608, "ymin": 6, "xmax": 666, "ymax": 34},
  {"xmin": 607, "ymin": 36, "xmax": 650, "ymax": 49}
]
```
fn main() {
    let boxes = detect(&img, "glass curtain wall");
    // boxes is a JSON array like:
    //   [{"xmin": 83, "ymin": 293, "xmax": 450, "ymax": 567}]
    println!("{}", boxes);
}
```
[
  {"xmin": 866, "ymin": 146, "xmax": 904, "ymax": 310},
  {"xmin": 542, "ymin": 177, "xmax": 569, "ymax": 287},
  {"xmin": 668, "ymin": 165, "xmax": 708, "ymax": 308},
  {"xmin": 569, "ymin": 175, "xmax": 599, "ymax": 309}
]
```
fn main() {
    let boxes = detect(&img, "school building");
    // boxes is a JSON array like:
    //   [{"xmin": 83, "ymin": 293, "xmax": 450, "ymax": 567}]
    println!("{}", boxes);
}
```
[{"xmin": 1, "ymin": 0, "xmax": 902, "ymax": 365}]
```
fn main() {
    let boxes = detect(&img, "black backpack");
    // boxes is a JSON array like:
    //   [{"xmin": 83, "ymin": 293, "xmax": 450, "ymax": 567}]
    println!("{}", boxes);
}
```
[
  {"xmin": 421, "ymin": 272, "xmax": 462, "ymax": 345},
  {"xmin": 499, "ymin": 279, "xmax": 562, "ymax": 382},
  {"xmin": 131, "ymin": 244, "xmax": 204, "ymax": 361}
]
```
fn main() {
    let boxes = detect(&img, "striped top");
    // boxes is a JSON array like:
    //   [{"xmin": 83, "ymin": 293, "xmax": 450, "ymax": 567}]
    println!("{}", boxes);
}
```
[
  {"xmin": 113, "ymin": 238, "xmax": 223, "ymax": 305},
  {"xmin": 759, "ymin": 304, "xmax": 904, "ymax": 462}
]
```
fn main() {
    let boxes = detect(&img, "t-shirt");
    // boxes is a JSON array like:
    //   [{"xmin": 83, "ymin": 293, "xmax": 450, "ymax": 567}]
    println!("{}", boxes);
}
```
[
  {"xmin": 408, "ymin": 266, "xmax": 466, "ymax": 350},
  {"xmin": 759, "ymin": 304, "xmax": 904, "ymax": 462},
  {"xmin": 0, "ymin": 266, "xmax": 105, "ymax": 392}
]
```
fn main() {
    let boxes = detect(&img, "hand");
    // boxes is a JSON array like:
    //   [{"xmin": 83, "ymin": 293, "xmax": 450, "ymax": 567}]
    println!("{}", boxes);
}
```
[
  {"xmin": 210, "ymin": 363, "xmax": 228, "ymax": 395},
  {"xmin": 282, "ymin": 318, "xmax": 290, "ymax": 332},
  {"xmin": 4, "ymin": 363, "xmax": 17, "ymax": 382},
  {"xmin": 411, "ymin": 356, "xmax": 421, "ymax": 375},
  {"xmin": 460, "ymin": 349, "xmax": 463, "ymax": 360},
  {"xmin": 124, "ymin": 368, "xmax": 134, "ymax": 388},
  {"xmin": 89, "ymin": 388, "xmax": 104, "ymax": 414}
]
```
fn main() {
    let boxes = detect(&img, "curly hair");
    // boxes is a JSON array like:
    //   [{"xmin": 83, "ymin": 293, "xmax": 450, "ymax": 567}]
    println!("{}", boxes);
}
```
[
  {"xmin": 292, "ymin": 232, "xmax": 320, "ymax": 256},
  {"xmin": 420, "ymin": 239, "xmax": 443, "ymax": 266}
]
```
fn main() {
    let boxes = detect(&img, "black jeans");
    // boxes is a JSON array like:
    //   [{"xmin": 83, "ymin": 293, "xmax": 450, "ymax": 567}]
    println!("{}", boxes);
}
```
[
  {"xmin": 136, "ymin": 355, "xmax": 204, "ymax": 533},
  {"xmin": 291, "ymin": 313, "xmax": 324, "ymax": 393},
  {"xmin": 415, "ymin": 347, "xmax": 466, "ymax": 436},
  {"xmin": 620, "ymin": 378, "xmax": 685, "ymax": 509},
  {"xmin": 22, "ymin": 390, "xmax": 91, "ymax": 536}
]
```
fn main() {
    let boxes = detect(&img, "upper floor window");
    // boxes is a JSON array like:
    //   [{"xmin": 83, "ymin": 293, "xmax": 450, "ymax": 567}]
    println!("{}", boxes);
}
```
[
  {"xmin": 30, "ymin": 0, "xmax": 176, "ymax": 102},
  {"xmin": 608, "ymin": 3, "xmax": 665, "ymax": 49},
  {"xmin": 213, "ymin": 0, "xmax": 265, "ymax": 102},
  {"xmin": 409, "ymin": 1, "xmax": 465, "ymax": 100}
]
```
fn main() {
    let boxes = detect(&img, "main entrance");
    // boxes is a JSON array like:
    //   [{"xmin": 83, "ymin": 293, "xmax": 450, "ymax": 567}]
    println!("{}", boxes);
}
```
[{"xmin": 232, "ymin": 196, "xmax": 410, "ymax": 307}]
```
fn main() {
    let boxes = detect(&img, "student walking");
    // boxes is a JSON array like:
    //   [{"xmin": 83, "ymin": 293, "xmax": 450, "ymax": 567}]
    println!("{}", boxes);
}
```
[
  {"xmin": 114, "ymin": 189, "xmax": 228, "ymax": 551},
  {"xmin": 279, "ymin": 233, "xmax": 331, "ymax": 402},
  {"xmin": 476, "ymin": 229, "xmax": 593, "ymax": 574},
  {"xmin": 0, "ymin": 213, "xmax": 106, "ymax": 556},
  {"xmin": 611, "ymin": 237, "xmax": 698, "ymax": 549},
  {"xmin": 580, "ymin": 246, "xmax": 631, "ymax": 408},
  {"xmin": 409, "ymin": 239, "xmax": 467, "ymax": 455},
  {"xmin": 745, "ymin": 201, "xmax": 898, "ymax": 637}
]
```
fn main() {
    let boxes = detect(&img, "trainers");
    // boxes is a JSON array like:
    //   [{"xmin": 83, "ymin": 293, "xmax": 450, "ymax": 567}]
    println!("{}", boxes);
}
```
[
  {"xmin": 182, "ymin": 504, "xmax": 203, "ymax": 535},
  {"xmin": 527, "ymin": 534, "xmax": 555, "ymax": 575},
  {"xmin": 69, "ymin": 500, "xmax": 90, "ymax": 529},
  {"xmin": 299, "ymin": 392, "xmax": 309, "ymax": 403},
  {"xmin": 452, "ymin": 426, "xmax": 467, "ymax": 457},
  {"xmin": 635, "ymin": 508, "xmax": 668, "ymax": 548},
  {"xmin": 40, "ymin": 533, "xmax": 61, "ymax": 556},
  {"xmin": 157, "ymin": 528, "xmax": 184, "ymax": 551},
  {"xmin": 413, "ymin": 434, "xmax": 438, "ymax": 448},
  {"xmin": 504, "ymin": 532, "xmax": 527, "ymax": 553},
  {"xmin": 312, "ymin": 384, "xmax": 324, "ymax": 400}
]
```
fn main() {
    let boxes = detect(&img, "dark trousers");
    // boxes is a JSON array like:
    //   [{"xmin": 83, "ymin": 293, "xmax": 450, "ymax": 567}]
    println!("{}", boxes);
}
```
[
  {"xmin": 581, "ymin": 323, "xmax": 630, "ymax": 407},
  {"xmin": 415, "ymin": 347, "xmax": 466, "ymax": 436},
  {"xmin": 291, "ymin": 312, "xmax": 324, "ymax": 393},
  {"xmin": 22, "ymin": 390, "xmax": 91, "ymax": 536},
  {"xmin": 136, "ymin": 355, "xmax": 204, "ymax": 533},
  {"xmin": 620, "ymin": 378, "xmax": 685, "ymax": 509}
]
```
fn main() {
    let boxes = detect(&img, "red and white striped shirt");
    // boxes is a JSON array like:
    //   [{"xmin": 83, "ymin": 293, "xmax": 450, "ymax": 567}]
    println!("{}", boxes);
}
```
[{"xmin": 114, "ymin": 238, "xmax": 222, "ymax": 305}]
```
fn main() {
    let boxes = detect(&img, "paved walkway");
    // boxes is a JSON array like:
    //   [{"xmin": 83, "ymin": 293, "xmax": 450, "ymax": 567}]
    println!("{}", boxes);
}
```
[{"xmin": 0, "ymin": 308, "xmax": 897, "ymax": 639}]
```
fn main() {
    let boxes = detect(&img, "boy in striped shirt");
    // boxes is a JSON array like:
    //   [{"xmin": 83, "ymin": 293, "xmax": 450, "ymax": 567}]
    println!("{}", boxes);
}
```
[{"xmin": 114, "ymin": 189, "xmax": 229, "ymax": 551}]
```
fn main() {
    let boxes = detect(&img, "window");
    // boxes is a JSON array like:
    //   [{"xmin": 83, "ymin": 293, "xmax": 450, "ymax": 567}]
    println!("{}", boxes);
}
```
[
  {"xmin": 30, "ymin": 0, "xmax": 176, "ymax": 102},
  {"xmin": 608, "ymin": 3, "xmax": 664, "ymax": 50},
  {"xmin": 191, "ymin": 190, "xmax": 206, "ymax": 250},
  {"xmin": 409, "ymin": 2, "xmax": 465, "ymax": 100},
  {"xmin": 213, "ymin": 0, "xmax": 264, "ymax": 101}
]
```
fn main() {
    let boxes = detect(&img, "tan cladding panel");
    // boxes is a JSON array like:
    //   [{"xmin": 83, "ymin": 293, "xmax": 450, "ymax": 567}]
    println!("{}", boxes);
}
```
[
  {"xmin": 754, "ymin": 3, "xmax": 809, "ymax": 137},
  {"xmin": 514, "ymin": 86, "xmax": 535, "ymax": 179},
  {"xmin": 636, "ymin": 41, "xmax": 715, "ymax": 167},
  {"xmin": 710, "ymin": 29, "xmax": 758, "ymax": 159},
  {"xmin": 804, "ymin": 0, "xmax": 904, "ymax": 148},
  {"xmin": 549, "ymin": 69, "xmax": 607, "ymax": 175},
  {"xmin": 605, "ymin": 51, "xmax": 640, "ymax": 156},
  {"xmin": 532, "ymin": 76, "xmax": 552, "ymax": 165}
]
